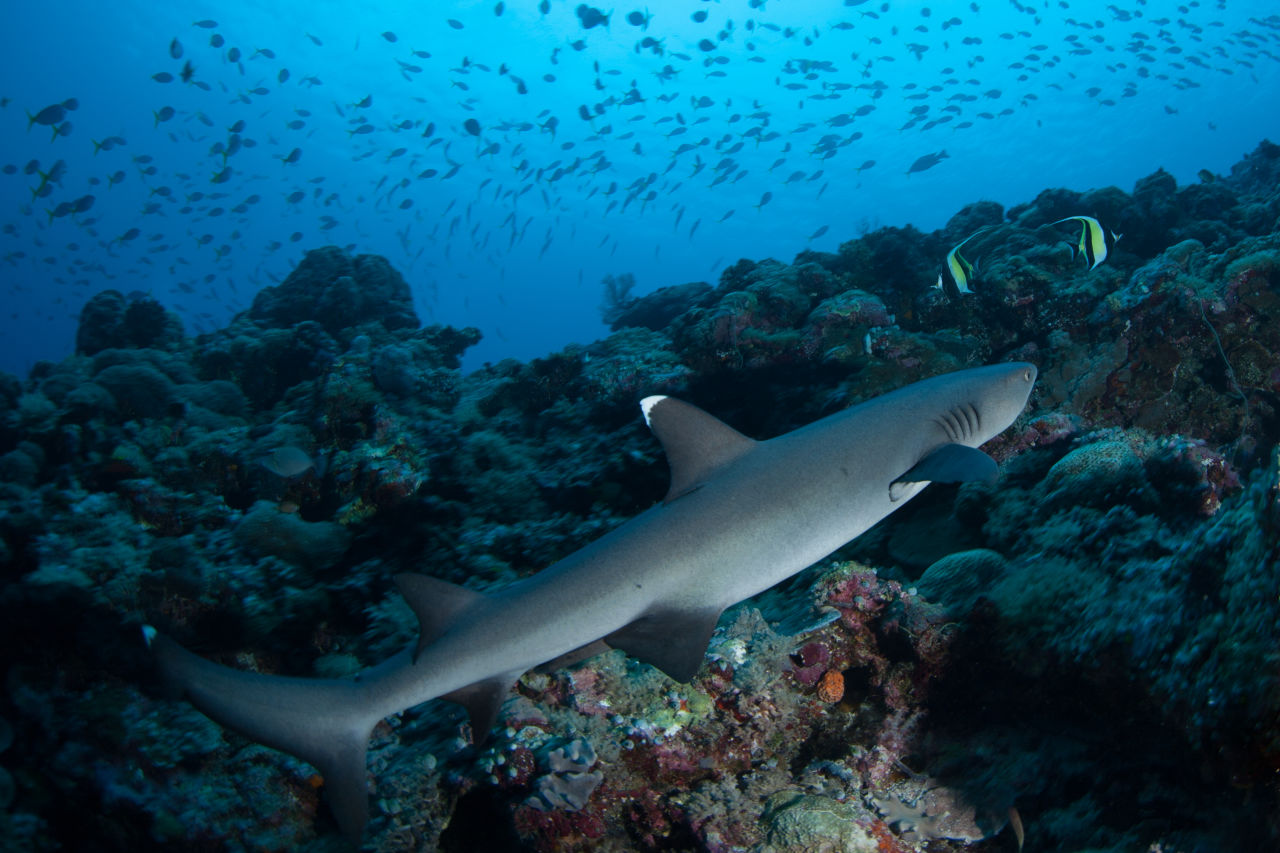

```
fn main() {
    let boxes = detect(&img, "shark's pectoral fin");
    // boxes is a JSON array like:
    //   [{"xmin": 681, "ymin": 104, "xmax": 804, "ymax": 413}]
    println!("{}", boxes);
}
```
[
  {"xmin": 890, "ymin": 443, "xmax": 997, "ymax": 501},
  {"xmin": 641, "ymin": 396, "xmax": 758, "ymax": 503},
  {"xmin": 605, "ymin": 607, "xmax": 723, "ymax": 682},
  {"xmin": 442, "ymin": 672, "xmax": 521, "ymax": 742},
  {"xmin": 394, "ymin": 573, "xmax": 486, "ymax": 661},
  {"xmin": 895, "ymin": 442, "xmax": 998, "ymax": 485}
]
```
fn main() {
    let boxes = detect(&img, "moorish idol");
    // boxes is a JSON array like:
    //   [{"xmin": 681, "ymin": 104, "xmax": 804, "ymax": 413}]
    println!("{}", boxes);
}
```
[
  {"xmin": 934, "ymin": 226, "xmax": 992, "ymax": 296},
  {"xmin": 1052, "ymin": 215, "xmax": 1121, "ymax": 271}
]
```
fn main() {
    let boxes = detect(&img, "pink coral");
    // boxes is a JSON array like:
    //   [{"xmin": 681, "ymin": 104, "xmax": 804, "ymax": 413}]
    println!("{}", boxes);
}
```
[{"xmin": 789, "ymin": 641, "xmax": 831, "ymax": 686}]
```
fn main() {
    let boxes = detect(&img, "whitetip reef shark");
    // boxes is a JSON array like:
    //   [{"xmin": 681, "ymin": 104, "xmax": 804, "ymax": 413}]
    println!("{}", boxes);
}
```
[{"xmin": 144, "ymin": 361, "xmax": 1037, "ymax": 841}]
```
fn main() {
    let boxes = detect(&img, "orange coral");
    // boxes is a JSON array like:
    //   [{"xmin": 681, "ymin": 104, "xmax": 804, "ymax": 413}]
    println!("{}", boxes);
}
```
[{"xmin": 816, "ymin": 668, "xmax": 845, "ymax": 703}]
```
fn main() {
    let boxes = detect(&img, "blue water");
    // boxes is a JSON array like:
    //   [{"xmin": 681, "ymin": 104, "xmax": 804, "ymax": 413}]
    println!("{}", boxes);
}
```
[{"xmin": 3, "ymin": 0, "xmax": 1278, "ymax": 377}]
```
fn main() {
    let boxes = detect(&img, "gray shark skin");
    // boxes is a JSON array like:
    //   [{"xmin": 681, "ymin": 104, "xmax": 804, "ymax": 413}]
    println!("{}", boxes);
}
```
[{"xmin": 146, "ymin": 361, "xmax": 1036, "ymax": 841}]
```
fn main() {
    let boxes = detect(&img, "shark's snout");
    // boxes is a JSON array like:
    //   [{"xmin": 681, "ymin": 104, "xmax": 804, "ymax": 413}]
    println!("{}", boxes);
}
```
[
  {"xmin": 997, "ymin": 361, "xmax": 1037, "ymax": 428},
  {"xmin": 1015, "ymin": 362, "xmax": 1037, "ymax": 402}
]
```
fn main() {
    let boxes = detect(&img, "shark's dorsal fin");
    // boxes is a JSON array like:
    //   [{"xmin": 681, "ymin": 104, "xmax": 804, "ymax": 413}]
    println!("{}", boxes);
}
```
[
  {"xmin": 442, "ymin": 672, "xmax": 522, "ymax": 742},
  {"xmin": 605, "ymin": 607, "xmax": 723, "ymax": 682},
  {"xmin": 641, "ymin": 396, "xmax": 757, "ymax": 503},
  {"xmin": 893, "ymin": 443, "xmax": 998, "ymax": 485},
  {"xmin": 394, "ymin": 573, "xmax": 485, "ymax": 660}
]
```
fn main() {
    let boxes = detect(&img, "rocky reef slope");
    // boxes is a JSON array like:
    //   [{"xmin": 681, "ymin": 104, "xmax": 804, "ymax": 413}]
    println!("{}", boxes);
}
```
[{"xmin": 1, "ymin": 141, "xmax": 1279, "ymax": 852}]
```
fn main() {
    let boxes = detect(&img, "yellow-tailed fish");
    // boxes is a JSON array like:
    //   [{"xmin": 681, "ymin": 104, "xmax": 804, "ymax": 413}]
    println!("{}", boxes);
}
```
[
  {"xmin": 935, "ymin": 226, "xmax": 990, "ymax": 296},
  {"xmin": 1051, "ymin": 215, "xmax": 1120, "ymax": 271}
]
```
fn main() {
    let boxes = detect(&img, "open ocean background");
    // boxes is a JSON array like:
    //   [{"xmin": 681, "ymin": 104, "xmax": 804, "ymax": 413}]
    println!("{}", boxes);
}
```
[{"xmin": 3, "ymin": 0, "xmax": 1279, "ymax": 377}]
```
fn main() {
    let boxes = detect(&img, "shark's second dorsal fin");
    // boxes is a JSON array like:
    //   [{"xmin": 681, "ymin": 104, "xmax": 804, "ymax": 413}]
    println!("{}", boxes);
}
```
[
  {"xmin": 640, "ymin": 396, "xmax": 757, "ymax": 503},
  {"xmin": 395, "ymin": 573, "xmax": 517, "ymax": 740},
  {"xmin": 394, "ymin": 573, "xmax": 485, "ymax": 660},
  {"xmin": 605, "ymin": 607, "xmax": 723, "ymax": 683}
]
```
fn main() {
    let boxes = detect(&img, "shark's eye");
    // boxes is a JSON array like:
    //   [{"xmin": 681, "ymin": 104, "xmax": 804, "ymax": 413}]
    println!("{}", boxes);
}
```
[{"xmin": 1023, "ymin": 368, "xmax": 1033, "ymax": 382}]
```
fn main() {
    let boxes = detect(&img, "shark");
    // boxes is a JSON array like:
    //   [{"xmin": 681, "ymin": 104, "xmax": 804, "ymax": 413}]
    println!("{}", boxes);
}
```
[{"xmin": 145, "ymin": 361, "xmax": 1036, "ymax": 841}]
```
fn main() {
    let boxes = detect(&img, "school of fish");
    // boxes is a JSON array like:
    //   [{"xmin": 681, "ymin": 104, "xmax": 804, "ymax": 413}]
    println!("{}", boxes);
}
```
[{"xmin": 5, "ymin": 1, "xmax": 1279, "ymax": 350}]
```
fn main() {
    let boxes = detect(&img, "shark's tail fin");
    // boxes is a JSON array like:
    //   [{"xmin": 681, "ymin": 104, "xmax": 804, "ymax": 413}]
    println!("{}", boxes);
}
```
[{"xmin": 143, "ymin": 627, "xmax": 382, "ymax": 842}]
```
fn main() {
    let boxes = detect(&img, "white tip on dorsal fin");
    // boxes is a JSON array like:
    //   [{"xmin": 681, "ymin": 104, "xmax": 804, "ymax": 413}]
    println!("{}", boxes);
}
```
[
  {"xmin": 640, "ymin": 395, "xmax": 666, "ymax": 428},
  {"xmin": 639, "ymin": 396, "xmax": 757, "ymax": 503}
]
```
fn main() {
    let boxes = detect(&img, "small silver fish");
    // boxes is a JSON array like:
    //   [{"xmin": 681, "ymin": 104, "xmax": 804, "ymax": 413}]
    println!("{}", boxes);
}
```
[{"xmin": 260, "ymin": 446, "xmax": 316, "ymax": 478}]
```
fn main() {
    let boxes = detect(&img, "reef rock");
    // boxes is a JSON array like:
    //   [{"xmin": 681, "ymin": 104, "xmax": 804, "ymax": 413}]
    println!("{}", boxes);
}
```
[
  {"xmin": 75, "ymin": 290, "xmax": 185, "ymax": 356},
  {"xmin": 248, "ymin": 246, "xmax": 419, "ymax": 342},
  {"xmin": 233, "ymin": 500, "xmax": 351, "ymax": 571}
]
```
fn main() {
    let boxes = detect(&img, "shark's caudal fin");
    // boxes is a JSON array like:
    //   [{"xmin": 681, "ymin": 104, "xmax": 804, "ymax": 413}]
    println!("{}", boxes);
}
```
[
  {"xmin": 144, "ymin": 573, "xmax": 517, "ymax": 840},
  {"xmin": 144, "ymin": 627, "xmax": 390, "ymax": 842}
]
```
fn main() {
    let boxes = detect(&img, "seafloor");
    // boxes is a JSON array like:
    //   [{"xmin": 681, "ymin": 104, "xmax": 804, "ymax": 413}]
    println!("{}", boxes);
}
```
[{"xmin": 1, "ymin": 141, "xmax": 1279, "ymax": 852}]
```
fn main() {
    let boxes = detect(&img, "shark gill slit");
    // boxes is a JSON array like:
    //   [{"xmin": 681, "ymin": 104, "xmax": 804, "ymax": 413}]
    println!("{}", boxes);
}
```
[
  {"xmin": 939, "ymin": 403, "xmax": 981, "ymax": 441},
  {"xmin": 961, "ymin": 401, "xmax": 981, "ymax": 437},
  {"xmin": 935, "ymin": 409, "xmax": 964, "ymax": 442}
]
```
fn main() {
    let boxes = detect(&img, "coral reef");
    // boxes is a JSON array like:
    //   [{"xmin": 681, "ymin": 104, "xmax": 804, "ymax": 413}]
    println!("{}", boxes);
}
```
[
  {"xmin": 75, "ymin": 290, "xmax": 186, "ymax": 357},
  {"xmin": 2, "ymin": 146, "xmax": 1280, "ymax": 851},
  {"xmin": 248, "ymin": 246, "xmax": 420, "ymax": 343}
]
